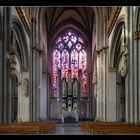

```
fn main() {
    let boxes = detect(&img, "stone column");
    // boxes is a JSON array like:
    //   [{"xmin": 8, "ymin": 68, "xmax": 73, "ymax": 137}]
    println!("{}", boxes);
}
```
[
  {"xmin": 29, "ymin": 16, "xmax": 35, "ymax": 121},
  {"xmin": 127, "ymin": 7, "xmax": 134, "ymax": 123},
  {"xmin": 131, "ymin": 8, "xmax": 138, "ymax": 124},
  {"xmin": 102, "ymin": 46, "xmax": 108, "ymax": 121},
  {"xmin": 0, "ymin": 31, "xmax": 3, "ymax": 123},
  {"xmin": 47, "ymin": 73, "xmax": 51, "ymax": 119},
  {"xmin": 3, "ymin": 7, "xmax": 11, "ymax": 123},
  {"xmin": 35, "ymin": 49, "xmax": 44, "ymax": 120},
  {"xmin": 137, "ymin": 34, "xmax": 140, "ymax": 123},
  {"xmin": 96, "ymin": 50, "xmax": 101, "ymax": 120},
  {"xmin": 133, "ymin": 30, "xmax": 140, "ymax": 123},
  {"xmin": 125, "ymin": 7, "xmax": 130, "ymax": 123},
  {"xmin": 20, "ymin": 69, "xmax": 29, "ymax": 122},
  {"xmin": 99, "ymin": 49, "xmax": 103, "ymax": 120},
  {"xmin": 108, "ymin": 67, "xmax": 117, "ymax": 121},
  {"xmin": 92, "ymin": 67, "xmax": 97, "ymax": 119},
  {"xmin": 89, "ymin": 73, "xmax": 93, "ymax": 118},
  {"xmin": 30, "ymin": 16, "xmax": 40, "ymax": 121},
  {"xmin": 31, "ymin": 47, "xmax": 36, "ymax": 121},
  {"xmin": 106, "ymin": 48, "xmax": 110, "ymax": 122},
  {"xmin": 0, "ymin": 7, "xmax": 2, "ymax": 122}
]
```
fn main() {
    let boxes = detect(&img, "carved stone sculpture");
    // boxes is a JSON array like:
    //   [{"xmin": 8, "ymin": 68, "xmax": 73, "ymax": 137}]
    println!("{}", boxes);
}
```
[{"xmin": 118, "ymin": 53, "xmax": 127, "ymax": 77}]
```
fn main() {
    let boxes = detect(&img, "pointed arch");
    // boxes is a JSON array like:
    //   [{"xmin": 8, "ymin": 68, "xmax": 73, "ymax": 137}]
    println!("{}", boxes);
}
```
[
  {"xmin": 135, "ymin": 7, "xmax": 140, "ymax": 31},
  {"xmin": 11, "ymin": 15, "xmax": 29, "ymax": 69},
  {"xmin": 109, "ymin": 15, "xmax": 125, "ymax": 68}
]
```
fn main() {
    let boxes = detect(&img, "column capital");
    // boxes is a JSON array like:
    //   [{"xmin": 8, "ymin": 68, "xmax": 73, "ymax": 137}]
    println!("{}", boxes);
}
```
[
  {"xmin": 96, "ymin": 49, "xmax": 102, "ymax": 56},
  {"xmin": 103, "ymin": 46, "xmax": 109, "ymax": 50},
  {"xmin": 20, "ymin": 67, "xmax": 29, "ymax": 72},
  {"xmin": 32, "ymin": 47, "xmax": 44, "ymax": 55},
  {"xmin": 133, "ymin": 30, "xmax": 140, "ymax": 40},
  {"xmin": 108, "ymin": 67, "xmax": 117, "ymax": 72},
  {"xmin": 102, "ymin": 46, "xmax": 109, "ymax": 54},
  {"xmin": 32, "ymin": 46, "xmax": 37, "ymax": 51},
  {"xmin": 31, "ymin": 16, "xmax": 37, "ymax": 23},
  {"xmin": 37, "ymin": 48, "xmax": 44, "ymax": 56}
]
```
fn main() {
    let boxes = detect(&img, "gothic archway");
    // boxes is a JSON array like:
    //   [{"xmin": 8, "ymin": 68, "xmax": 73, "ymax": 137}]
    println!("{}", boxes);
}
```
[
  {"xmin": 10, "ymin": 16, "xmax": 30, "ymax": 122},
  {"xmin": 33, "ymin": 7, "xmax": 97, "ymax": 121},
  {"xmin": 110, "ymin": 16, "xmax": 126, "ymax": 122}
]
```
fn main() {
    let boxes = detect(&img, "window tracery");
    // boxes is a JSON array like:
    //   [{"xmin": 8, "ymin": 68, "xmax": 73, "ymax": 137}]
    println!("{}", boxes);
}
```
[{"xmin": 52, "ymin": 29, "xmax": 87, "ymax": 97}]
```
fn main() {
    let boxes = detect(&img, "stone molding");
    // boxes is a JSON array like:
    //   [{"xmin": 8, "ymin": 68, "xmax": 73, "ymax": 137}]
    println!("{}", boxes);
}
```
[
  {"xmin": 16, "ymin": 7, "xmax": 31, "ymax": 37},
  {"xmin": 107, "ymin": 7, "xmax": 122, "ymax": 37}
]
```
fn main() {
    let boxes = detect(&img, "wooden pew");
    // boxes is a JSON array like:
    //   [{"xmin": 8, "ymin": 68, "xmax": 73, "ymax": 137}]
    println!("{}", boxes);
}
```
[
  {"xmin": 0, "ymin": 125, "xmax": 40, "ymax": 134},
  {"xmin": 81, "ymin": 121, "xmax": 140, "ymax": 134},
  {"xmin": 16, "ymin": 121, "xmax": 56, "ymax": 134},
  {"xmin": 0, "ymin": 121, "xmax": 56, "ymax": 134}
]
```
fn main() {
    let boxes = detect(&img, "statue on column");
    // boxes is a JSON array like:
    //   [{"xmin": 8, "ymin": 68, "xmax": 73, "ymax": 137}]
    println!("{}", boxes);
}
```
[
  {"xmin": 118, "ymin": 26, "xmax": 128, "ymax": 77},
  {"xmin": 118, "ymin": 52, "xmax": 127, "ymax": 77}
]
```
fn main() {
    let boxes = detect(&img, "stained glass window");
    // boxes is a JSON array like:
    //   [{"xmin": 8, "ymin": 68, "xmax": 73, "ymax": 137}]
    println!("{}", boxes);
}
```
[
  {"xmin": 52, "ymin": 50, "xmax": 61, "ymax": 96},
  {"xmin": 61, "ymin": 49, "xmax": 69, "ymax": 79},
  {"xmin": 52, "ymin": 29, "xmax": 87, "ymax": 97}
]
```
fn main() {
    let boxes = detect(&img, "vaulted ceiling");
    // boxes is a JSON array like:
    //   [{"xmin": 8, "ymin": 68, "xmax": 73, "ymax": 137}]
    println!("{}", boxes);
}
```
[{"xmin": 45, "ymin": 7, "xmax": 94, "ymax": 43}]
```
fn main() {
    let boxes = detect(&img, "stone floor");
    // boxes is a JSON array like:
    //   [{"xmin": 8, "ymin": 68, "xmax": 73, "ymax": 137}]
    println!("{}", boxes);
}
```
[{"xmin": 52, "ymin": 123, "xmax": 86, "ymax": 135}]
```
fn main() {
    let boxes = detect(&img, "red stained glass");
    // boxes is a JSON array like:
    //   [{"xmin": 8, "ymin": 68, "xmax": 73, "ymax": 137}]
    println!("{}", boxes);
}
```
[
  {"xmin": 79, "ymin": 50, "xmax": 87, "ymax": 71},
  {"xmin": 52, "ymin": 50, "xmax": 61, "ymax": 95},
  {"xmin": 62, "ymin": 49, "xmax": 69, "ymax": 79}
]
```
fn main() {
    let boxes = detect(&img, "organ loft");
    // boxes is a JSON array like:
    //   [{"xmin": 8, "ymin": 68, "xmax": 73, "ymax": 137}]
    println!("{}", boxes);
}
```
[{"xmin": 58, "ymin": 69, "xmax": 81, "ymax": 123}]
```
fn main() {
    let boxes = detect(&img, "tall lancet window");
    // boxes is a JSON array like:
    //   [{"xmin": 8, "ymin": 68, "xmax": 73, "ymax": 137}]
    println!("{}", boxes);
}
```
[{"xmin": 52, "ymin": 29, "xmax": 87, "ymax": 97}]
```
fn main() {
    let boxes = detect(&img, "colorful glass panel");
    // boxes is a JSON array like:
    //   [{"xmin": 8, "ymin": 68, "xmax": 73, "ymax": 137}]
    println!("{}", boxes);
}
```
[
  {"xmin": 52, "ymin": 29, "xmax": 87, "ymax": 97},
  {"xmin": 61, "ymin": 49, "xmax": 69, "ymax": 79},
  {"xmin": 79, "ymin": 49, "xmax": 87, "ymax": 95},
  {"xmin": 76, "ymin": 43, "xmax": 82, "ymax": 51},
  {"xmin": 79, "ymin": 50, "xmax": 87, "ymax": 71},
  {"xmin": 52, "ymin": 50, "xmax": 61, "ymax": 96}
]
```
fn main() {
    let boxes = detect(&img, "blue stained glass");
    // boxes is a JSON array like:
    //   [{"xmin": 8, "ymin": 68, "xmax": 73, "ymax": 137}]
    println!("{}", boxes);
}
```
[
  {"xmin": 76, "ymin": 43, "xmax": 82, "ymax": 51},
  {"xmin": 68, "ymin": 32, "xmax": 72, "ymax": 36},
  {"xmin": 67, "ymin": 41, "xmax": 73, "ymax": 48},
  {"xmin": 71, "ymin": 35, "xmax": 77, "ymax": 43},
  {"xmin": 58, "ymin": 43, "xmax": 64, "ymax": 50}
]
